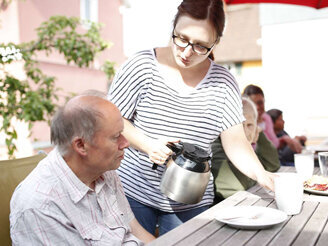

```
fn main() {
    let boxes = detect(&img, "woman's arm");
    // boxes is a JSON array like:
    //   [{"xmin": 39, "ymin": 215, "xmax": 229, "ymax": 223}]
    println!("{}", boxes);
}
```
[
  {"xmin": 221, "ymin": 123, "xmax": 275, "ymax": 191},
  {"xmin": 122, "ymin": 118, "xmax": 179, "ymax": 164},
  {"xmin": 279, "ymin": 135, "xmax": 303, "ymax": 153}
]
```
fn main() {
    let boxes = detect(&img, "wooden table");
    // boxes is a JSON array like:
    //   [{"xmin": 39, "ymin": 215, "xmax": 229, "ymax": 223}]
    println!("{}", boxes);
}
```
[{"xmin": 148, "ymin": 167, "xmax": 328, "ymax": 246}]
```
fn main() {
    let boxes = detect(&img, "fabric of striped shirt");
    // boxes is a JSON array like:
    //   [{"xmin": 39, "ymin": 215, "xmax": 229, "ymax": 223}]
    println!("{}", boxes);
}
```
[
  {"xmin": 10, "ymin": 149, "xmax": 142, "ymax": 245},
  {"xmin": 108, "ymin": 49, "xmax": 244, "ymax": 212}
]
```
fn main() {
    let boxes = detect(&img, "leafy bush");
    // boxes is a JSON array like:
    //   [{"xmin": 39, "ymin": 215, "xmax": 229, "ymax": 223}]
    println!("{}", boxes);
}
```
[{"xmin": 0, "ymin": 16, "xmax": 115, "ymax": 158}]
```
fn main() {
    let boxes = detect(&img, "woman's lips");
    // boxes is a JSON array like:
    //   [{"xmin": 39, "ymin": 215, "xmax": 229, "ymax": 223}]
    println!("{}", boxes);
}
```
[{"xmin": 180, "ymin": 57, "xmax": 189, "ymax": 65}]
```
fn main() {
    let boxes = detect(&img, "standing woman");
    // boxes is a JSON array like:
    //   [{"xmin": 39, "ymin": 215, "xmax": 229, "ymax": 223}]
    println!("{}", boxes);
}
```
[{"xmin": 108, "ymin": 0, "xmax": 275, "ymax": 236}]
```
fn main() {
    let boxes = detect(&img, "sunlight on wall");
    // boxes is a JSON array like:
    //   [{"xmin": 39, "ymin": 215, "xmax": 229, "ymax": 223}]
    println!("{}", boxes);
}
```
[
  {"xmin": 0, "ymin": 118, "xmax": 34, "ymax": 160},
  {"xmin": 0, "ymin": 61, "xmax": 34, "ymax": 159},
  {"xmin": 261, "ymin": 17, "xmax": 328, "ymax": 139},
  {"xmin": 120, "ymin": 0, "xmax": 181, "ymax": 57}
]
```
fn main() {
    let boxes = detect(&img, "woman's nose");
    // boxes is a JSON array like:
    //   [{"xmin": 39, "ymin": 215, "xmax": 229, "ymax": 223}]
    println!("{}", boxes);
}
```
[{"xmin": 182, "ymin": 45, "xmax": 194, "ymax": 57}]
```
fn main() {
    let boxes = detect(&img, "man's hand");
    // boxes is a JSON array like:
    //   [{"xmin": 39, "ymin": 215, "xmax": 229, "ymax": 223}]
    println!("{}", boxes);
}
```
[{"xmin": 130, "ymin": 218, "xmax": 155, "ymax": 243}]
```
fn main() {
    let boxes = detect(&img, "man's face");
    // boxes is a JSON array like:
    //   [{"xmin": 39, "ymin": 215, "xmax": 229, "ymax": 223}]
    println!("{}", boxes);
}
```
[
  {"xmin": 243, "ymin": 112, "xmax": 258, "ymax": 144},
  {"xmin": 249, "ymin": 94, "xmax": 265, "ymax": 118},
  {"xmin": 86, "ymin": 103, "xmax": 129, "ymax": 173}
]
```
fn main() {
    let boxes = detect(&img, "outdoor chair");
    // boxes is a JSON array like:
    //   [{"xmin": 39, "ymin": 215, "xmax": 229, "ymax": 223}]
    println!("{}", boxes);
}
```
[{"xmin": 0, "ymin": 153, "xmax": 46, "ymax": 246}]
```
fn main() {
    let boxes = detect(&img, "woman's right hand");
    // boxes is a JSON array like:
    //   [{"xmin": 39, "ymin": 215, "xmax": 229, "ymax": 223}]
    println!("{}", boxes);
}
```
[
  {"xmin": 146, "ymin": 137, "xmax": 180, "ymax": 165},
  {"xmin": 121, "ymin": 118, "xmax": 180, "ymax": 165},
  {"xmin": 256, "ymin": 170, "xmax": 277, "ymax": 192}
]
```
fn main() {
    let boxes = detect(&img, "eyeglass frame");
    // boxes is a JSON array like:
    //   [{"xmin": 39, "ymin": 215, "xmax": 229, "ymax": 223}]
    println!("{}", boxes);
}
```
[{"xmin": 172, "ymin": 32, "xmax": 219, "ymax": 55}]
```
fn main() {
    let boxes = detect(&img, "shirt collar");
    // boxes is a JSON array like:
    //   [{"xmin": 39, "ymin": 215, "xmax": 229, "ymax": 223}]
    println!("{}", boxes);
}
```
[
  {"xmin": 51, "ymin": 148, "xmax": 106, "ymax": 203},
  {"xmin": 95, "ymin": 175, "xmax": 106, "ymax": 194}
]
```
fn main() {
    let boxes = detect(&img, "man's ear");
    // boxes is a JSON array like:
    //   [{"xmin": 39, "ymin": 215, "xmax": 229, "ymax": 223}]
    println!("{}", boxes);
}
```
[{"xmin": 71, "ymin": 137, "xmax": 88, "ymax": 156}]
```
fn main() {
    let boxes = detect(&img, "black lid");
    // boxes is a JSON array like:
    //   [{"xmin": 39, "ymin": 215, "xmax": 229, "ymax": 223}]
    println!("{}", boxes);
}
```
[{"xmin": 181, "ymin": 142, "xmax": 210, "ymax": 163}]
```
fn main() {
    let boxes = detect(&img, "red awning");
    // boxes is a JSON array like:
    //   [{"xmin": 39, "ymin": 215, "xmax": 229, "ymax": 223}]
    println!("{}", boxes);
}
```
[{"xmin": 224, "ymin": 0, "xmax": 328, "ymax": 9}]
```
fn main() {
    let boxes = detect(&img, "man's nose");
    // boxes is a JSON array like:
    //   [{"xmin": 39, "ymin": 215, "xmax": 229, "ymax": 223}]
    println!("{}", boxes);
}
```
[{"xmin": 119, "ymin": 135, "xmax": 130, "ymax": 149}]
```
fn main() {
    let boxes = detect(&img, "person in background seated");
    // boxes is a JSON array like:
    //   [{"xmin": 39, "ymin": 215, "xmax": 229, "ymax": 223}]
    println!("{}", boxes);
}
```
[
  {"xmin": 10, "ymin": 93, "xmax": 155, "ymax": 245},
  {"xmin": 267, "ymin": 108, "xmax": 307, "ymax": 165},
  {"xmin": 211, "ymin": 97, "xmax": 280, "ymax": 203},
  {"xmin": 242, "ymin": 84, "xmax": 279, "ymax": 147},
  {"xmin": 242, "ymin": 84, "xmax": 303, "ymax": 161}
]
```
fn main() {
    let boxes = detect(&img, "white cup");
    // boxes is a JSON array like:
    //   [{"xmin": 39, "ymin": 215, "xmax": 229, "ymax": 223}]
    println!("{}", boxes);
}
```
[
  {"xmin": 294, "ymin": 153, "xmax": 314, "ymax": 181},
  {"xmin": 318, "ymin": 152, "xmax": 328, "ymax": 177},
  {"xmin": 274, "ymin": 173, "xmax": 303, "ymax": 215}
]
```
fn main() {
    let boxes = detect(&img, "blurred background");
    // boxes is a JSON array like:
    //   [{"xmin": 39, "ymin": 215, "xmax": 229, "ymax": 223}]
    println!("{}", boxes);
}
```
[{"xmin": 0, "ymin": 0, "xmax": 327, "ymax": 159}]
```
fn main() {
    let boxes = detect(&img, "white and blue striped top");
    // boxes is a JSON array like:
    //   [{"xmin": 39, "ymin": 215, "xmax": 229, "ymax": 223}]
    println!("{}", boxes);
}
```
[{"xmin": 108, "ymin": 49, "xmax": 244, "ymax": 212}]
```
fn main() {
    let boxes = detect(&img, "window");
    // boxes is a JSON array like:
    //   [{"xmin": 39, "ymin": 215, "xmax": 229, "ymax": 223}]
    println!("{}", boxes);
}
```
[{"xmin": 80, "ymin": 0, "xmax": 98, "ymax": 26}]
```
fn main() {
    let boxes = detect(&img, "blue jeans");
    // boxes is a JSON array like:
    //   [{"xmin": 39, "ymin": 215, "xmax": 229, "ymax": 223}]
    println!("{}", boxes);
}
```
[
  {"xmin": 280, "ymin": 161, "xmax": 294, "ymax": 166},
  {"xmin": 127, "ymin": 197, "xmax": 208, "ymax": 236}
]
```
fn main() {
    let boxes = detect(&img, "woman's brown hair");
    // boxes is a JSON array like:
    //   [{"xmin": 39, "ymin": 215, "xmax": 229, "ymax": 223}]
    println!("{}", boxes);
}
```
[{"xmin": 172, "ymin": 0, "xmax": 225, "ymax": 60}]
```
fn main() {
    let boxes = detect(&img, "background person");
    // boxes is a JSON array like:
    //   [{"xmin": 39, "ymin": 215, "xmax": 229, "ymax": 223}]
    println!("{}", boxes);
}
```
[
  {"xmin": 211, "ymin": 97, "xmax": 280, "ymax": 203},
  {"xmin": 242, "ymin": 84, "xmax": 279, "ymax": 148},
  {"xmin": 108, "ymin": 0, "xmax": 275, "ymax": 236},
  {"xmin": 267, "ymin": 108, "xmax": 306, "ymax": 165},
  {"xmin": 10, "ymin": 93, "xmax": 155, "ymax": 245},
  {"xmin": 242, "ymin": 84, "xmax": 303, "ymax": 159}
]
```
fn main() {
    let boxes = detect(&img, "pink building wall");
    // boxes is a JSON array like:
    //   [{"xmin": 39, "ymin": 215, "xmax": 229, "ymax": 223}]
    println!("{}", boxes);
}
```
[
  {"xmin": 0, "ymin": 0, "xmax": 20, "ymax": 43},
  {"xmin": 17, "ymin": 0, "xmax": 126, "ymax": 65},
  {"xmin": 1, "ymin": 0, "xmax": 126, "ymax": 153}
]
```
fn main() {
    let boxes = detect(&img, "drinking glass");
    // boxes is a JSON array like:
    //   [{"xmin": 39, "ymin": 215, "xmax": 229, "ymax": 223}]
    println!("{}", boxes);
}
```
[
  {"xmin": 294, "ymin": 153, "xmax": 314, "ymax": 181},
  {"xmin": 274, "ymin": 173, "xmax": 303, "ymax": 215},
  {"xmin": 318, "ymin": 152, "xmax": 328, "ymax": 177}
]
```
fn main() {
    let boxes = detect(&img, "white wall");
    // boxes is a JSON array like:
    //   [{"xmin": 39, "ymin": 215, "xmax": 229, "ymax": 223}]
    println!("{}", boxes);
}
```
[
  {"xmin": 234, "ymin": 65, "xmax": 264, "ymax": 92},
  {"xmin": 120, "ymin": 0, "xmax": 182, "ymax": 57},
  {"xmin": 259, "ymin": 4, "xmax": 328, "ymax": 140}
]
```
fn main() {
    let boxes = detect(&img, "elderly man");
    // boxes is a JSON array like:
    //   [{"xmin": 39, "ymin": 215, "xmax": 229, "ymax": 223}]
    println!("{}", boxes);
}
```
[{"xmin": 10, "ymin": 94, "xmax": 155, "ymax": 245}]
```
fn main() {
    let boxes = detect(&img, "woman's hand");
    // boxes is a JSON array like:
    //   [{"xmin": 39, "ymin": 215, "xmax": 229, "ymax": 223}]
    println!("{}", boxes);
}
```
[
  {"xmin": 281, "ymin": 135, "xmax": 303, "ymax": 153},
  {"xmin": 122, "ymin": 119, "xmax": 180, "ymax": 165},
  {"xmin": 256, "ymin": 170, "xmax": 277, "ymax": 191},
  {"xmin": 295, "ymin": 135, "xmax": 307, "ymax": 145},
  {"xmin": 146, "ymin": 137, "xmax": 180, "ymax": 165}
]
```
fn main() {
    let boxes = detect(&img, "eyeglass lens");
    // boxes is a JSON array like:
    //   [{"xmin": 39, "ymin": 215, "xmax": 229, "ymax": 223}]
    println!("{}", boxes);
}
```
[{"xmin": 173, "ymin": 36, "xmax": 209, "ymax": 55}]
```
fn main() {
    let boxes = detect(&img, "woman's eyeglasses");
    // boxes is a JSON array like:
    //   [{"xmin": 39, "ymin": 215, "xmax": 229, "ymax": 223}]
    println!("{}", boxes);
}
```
[{"xmin": 172, "ymin": 34, "xmax": 217, "ymax": 55}]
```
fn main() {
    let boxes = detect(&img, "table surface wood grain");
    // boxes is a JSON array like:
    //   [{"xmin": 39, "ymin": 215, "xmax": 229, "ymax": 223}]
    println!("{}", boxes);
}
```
[{"xmin": 148, "ymin": 166, "xmax": 328, "ymax": 246}]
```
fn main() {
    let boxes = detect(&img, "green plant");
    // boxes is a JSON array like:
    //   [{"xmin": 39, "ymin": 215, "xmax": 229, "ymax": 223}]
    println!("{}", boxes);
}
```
[
  {"xmin": 0, "ymin": 16, "xmax": 115, "ymax": 158},
  {"xmin": 0, "ymin": 0, "xmax": 12, "ymax": 11}
]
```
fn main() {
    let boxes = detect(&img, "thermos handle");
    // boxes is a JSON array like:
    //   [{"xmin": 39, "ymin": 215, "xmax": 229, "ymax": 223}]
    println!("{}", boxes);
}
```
[
  {"xmin": 166, "ymin": 142, "xmax": 183, "ymax": 154},
  {"xmin": 152, "ymin": 142, "xmax": 182, "ymax": 170}
]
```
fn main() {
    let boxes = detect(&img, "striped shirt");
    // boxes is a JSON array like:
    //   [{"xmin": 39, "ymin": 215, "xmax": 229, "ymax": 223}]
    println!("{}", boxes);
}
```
[
  {"xmin": 108, "ymin": 49, "xmax": 244, "ymax": 212},
  {"xmin": 10, "ymin": 149, "xmax": 142, "ymax": 245}
]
